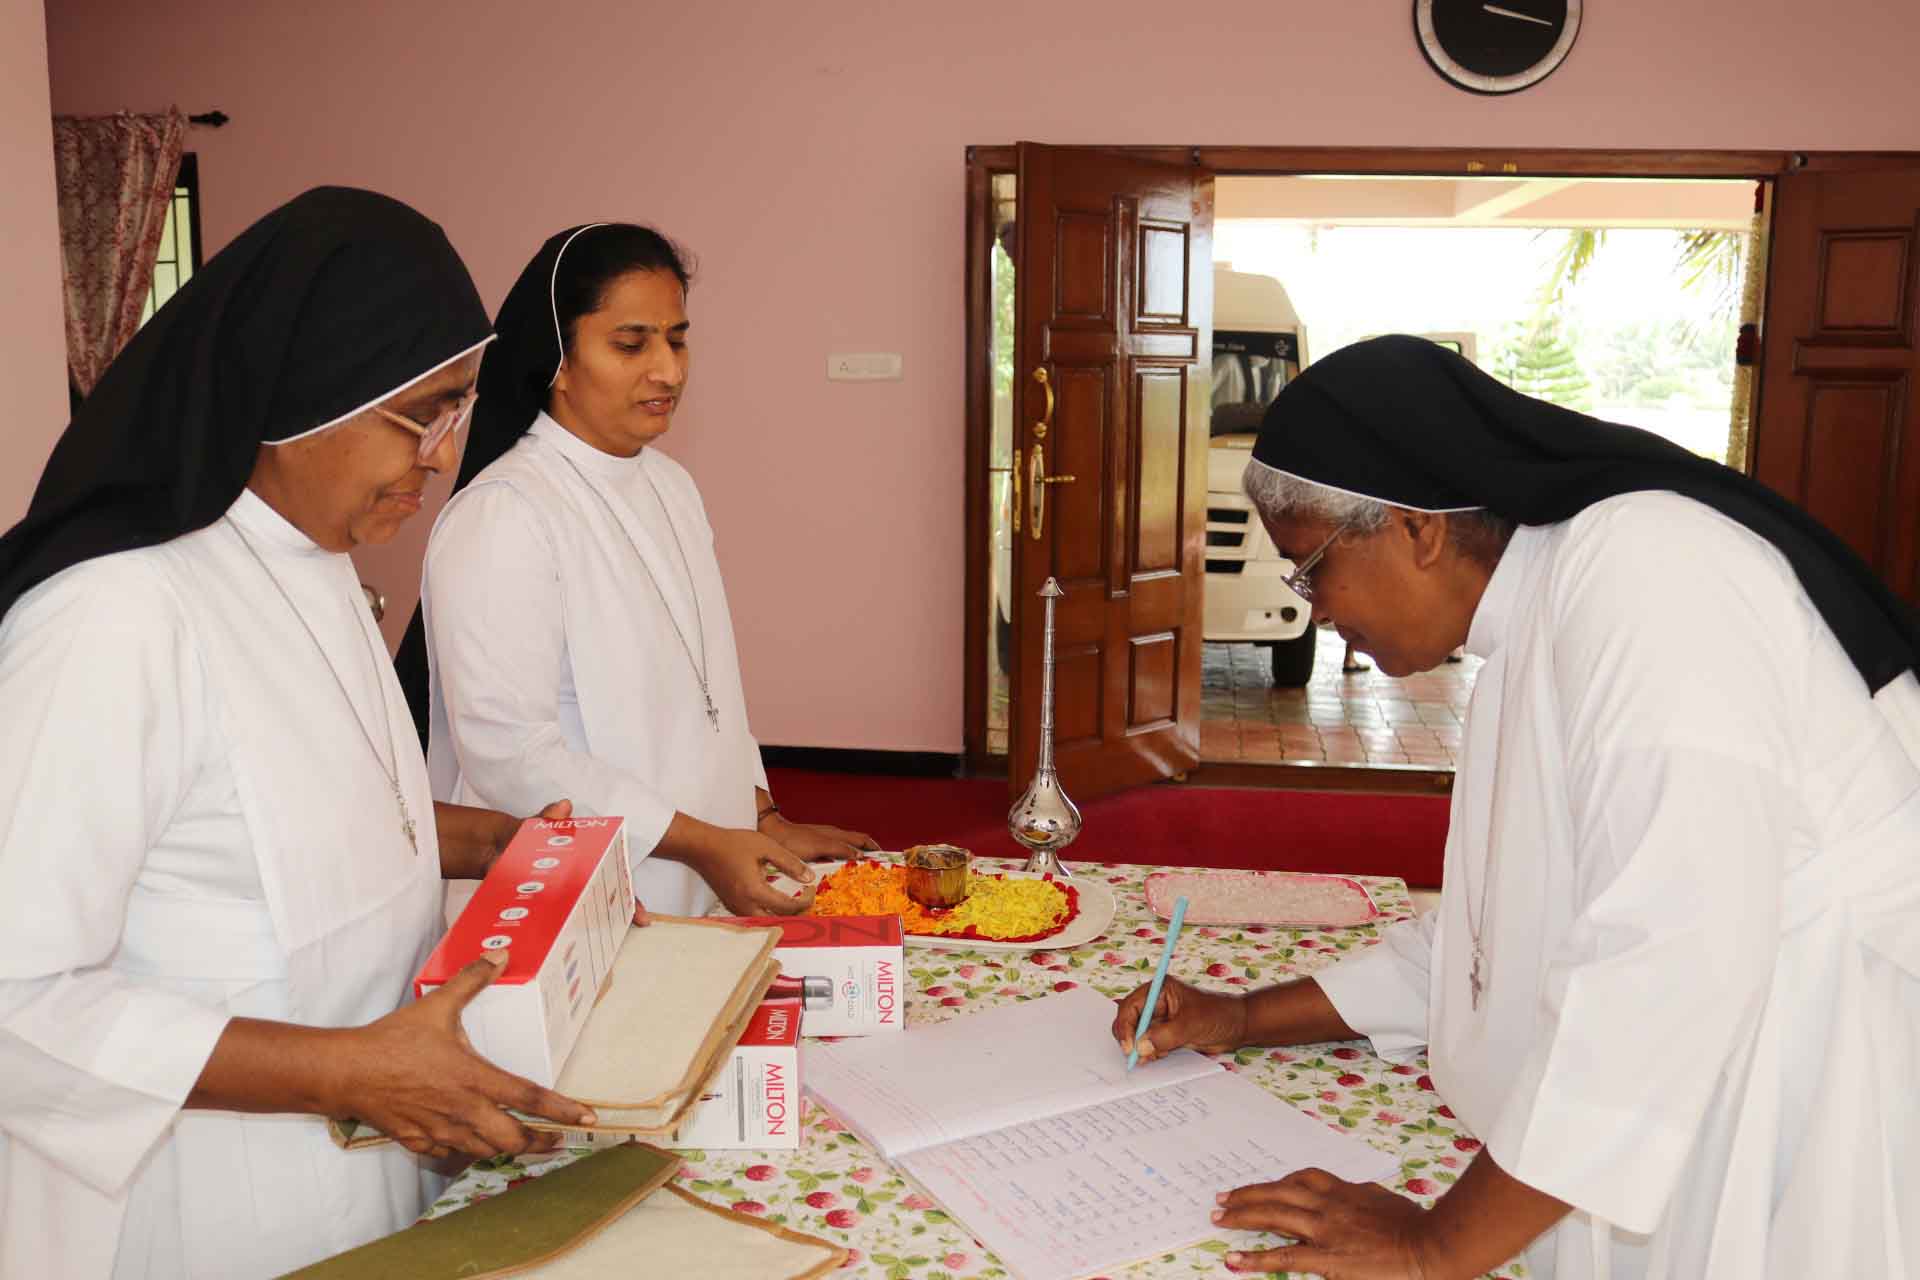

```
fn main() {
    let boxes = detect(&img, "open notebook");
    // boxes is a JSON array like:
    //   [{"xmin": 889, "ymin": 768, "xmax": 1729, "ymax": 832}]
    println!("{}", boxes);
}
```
[{"xmin": 803, "ymin": 986, "xmax": 1397, "ymax": 1280}]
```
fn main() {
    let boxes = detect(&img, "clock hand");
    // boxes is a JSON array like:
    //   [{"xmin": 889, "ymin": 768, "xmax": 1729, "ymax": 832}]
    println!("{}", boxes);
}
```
[{"xmin": 1483, "ymin": 3, "xmax": 1556, "ymax": 24}]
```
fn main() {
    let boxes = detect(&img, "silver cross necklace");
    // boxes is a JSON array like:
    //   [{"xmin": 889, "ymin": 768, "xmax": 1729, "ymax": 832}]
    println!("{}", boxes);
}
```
[
  {"xmin": 1462, "ymin": 685, "xmax": 1506, "ymax": 1010},
  {"xmin": 552, "ymin": 446, "xmax": 720, "ymax": 731},
  {"xmin": 226, "ymin": 515, "xmax": 419, "ymax": 855}
]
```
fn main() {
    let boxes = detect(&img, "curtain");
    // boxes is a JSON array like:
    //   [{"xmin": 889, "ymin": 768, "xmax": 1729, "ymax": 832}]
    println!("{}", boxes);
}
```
[{"xmin": 52, "ymin": 108, "xmax": 188, "ymax": 396}]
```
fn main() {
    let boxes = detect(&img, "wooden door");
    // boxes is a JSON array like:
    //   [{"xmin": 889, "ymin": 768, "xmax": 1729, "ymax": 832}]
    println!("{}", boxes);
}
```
[
  {"xmin": 1753, "ymin": 164, "xmax": 1920, "ymax": 610},
  {"xmin": 1007, "ymin": 143, "xmax": 1213, "ymax": 800}
]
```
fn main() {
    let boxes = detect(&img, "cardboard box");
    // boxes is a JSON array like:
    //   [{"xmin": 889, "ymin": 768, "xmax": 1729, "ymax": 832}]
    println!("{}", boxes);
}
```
[
  {"xmin": 672, "ymin": 998, "xmax": 803, "ymax": 1150},
  {"xmin": 415, "ymin": 817, "xmax": 634, "ymax": 1086},
  {"xmin": 723, "ymin": 915, "xmax": 905, "ymax": 1037}
]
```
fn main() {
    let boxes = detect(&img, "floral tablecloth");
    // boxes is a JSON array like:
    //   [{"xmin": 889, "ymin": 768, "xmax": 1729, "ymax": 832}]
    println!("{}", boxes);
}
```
[{"xmin": 428, "ymin": 859, "xmax": 1524, "ymax": 1279}]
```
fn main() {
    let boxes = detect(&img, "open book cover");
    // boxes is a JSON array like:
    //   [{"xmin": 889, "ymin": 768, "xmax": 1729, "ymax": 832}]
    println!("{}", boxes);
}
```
[
  {"xmin": 529, "ymin": 916, "xmax": 782, "ymax": 1136},
  {"xmin": 803, "ymin": 986, "xmax": 1398, "ymax": 1280},
  {"xmin": 280, "ymin": 1143, "xmax": 845, "ymax": 1279},
  {"xmin": 333, "ymin": 917, "xmax": 778, "ymax": 1149}
]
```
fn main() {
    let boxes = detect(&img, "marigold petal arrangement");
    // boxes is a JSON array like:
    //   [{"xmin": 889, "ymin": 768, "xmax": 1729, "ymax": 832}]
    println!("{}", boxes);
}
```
[{"xmin": 810, "ymin": 860, "xmax": 1080, "ymax": 944}]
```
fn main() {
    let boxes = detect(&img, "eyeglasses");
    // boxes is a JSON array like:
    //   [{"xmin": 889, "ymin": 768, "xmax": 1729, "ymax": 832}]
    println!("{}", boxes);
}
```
[
  {"xmin": 1280, "ymin": 520, "xmax": 1353, "ymax": 603},
  {"xmin": 372, "ymin": 388, "xmax": 478, "ymax": 463}
]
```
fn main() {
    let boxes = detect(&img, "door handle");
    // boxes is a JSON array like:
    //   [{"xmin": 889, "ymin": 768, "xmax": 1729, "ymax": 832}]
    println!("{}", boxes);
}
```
[
  {"xmin": 1027, "ymin": 443, "xmax": 1078, "ymax": 541},
  {"xmin": 1032, "ymin": 367, "xmax": 1055, "ymax": 440}
]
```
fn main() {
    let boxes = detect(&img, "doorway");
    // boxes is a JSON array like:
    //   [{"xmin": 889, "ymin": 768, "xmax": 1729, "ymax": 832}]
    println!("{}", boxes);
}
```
[
  {"xmin": 965, "ymin": 144, "xmax": 1920, "ymax": 793},
  {"xmin": 1199, "ymin": 172, "xmax": 1761, "ymax": 772}
]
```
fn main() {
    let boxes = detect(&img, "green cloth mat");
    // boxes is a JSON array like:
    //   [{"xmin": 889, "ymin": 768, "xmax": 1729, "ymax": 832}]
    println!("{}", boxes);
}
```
[{"xmin": 281, "ymin": 1143, "xmax": 680, "ymax": 1278}]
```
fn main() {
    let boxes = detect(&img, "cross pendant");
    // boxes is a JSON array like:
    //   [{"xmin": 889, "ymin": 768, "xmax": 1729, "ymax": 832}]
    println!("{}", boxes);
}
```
[
  {"xmin": 1469, "ymin": 945, "xmax": 1484, "ymax": 1010},
  {"xmin": 396, "ymin": 783, "xmax": 418, "ymax": 856}
]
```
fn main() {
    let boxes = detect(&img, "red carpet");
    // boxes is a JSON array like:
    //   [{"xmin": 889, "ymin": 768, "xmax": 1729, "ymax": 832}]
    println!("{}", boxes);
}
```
[{"xmin": 766, "ymin": 768, "xmax": 1449, "ymax": 888}]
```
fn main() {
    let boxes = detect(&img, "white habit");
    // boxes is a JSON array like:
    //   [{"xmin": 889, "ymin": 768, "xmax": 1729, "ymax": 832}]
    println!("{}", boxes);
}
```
[
  {"xmin": 1316, "ymin": 492, "xmax": 1920, "ymax": 1279},
  {"xmin": 421, "ymin": 413, "xmax": 767, "ymax": 916},
  {"xmin": 0, "ymin": 489, "xmax": 445, "ymax": 1278}
]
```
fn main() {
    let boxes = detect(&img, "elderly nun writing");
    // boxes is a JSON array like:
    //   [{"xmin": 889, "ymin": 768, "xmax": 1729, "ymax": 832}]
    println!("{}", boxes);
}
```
[
  {"xmin": 1113, "ymin": 336, "xmax": 1920, "ymax": 1280},
  {"xmin": 0, "ymin": 189, "xmax": 615, "ymax": 1279}
]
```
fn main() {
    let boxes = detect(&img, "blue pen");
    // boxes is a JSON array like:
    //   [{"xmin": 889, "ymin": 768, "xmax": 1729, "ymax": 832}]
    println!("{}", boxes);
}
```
[{"xmin": 1126, "ymin": 895, "xmax": 1189, "ymax": 1071}]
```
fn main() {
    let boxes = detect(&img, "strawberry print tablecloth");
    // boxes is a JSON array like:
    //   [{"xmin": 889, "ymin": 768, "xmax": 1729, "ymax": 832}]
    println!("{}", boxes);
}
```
[{"xmin": 426, "ymin": 858, "xmax": 1525, "ymax": 1279}]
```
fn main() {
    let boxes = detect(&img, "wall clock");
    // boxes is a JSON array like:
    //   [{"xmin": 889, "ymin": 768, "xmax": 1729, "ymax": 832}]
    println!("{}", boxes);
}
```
[{"xmin": 1414, "ymin": 0, "xmax": 1581, "ymax": 94}]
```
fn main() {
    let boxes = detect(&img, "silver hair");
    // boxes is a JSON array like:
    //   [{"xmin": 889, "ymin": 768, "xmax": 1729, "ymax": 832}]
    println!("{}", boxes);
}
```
[
  {"xmin": 1241, "ymin": 461, "xmax": 1516, "ymax": 566},
  {"xmin": 1240, "ymin": 462, "xmax": 1392, "ymax": 534}
]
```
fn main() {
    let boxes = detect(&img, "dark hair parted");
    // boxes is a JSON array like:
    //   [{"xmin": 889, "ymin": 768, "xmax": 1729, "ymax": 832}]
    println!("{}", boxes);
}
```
[{"xmin": 553, "ymin": 223, "xmax": 694, "ymax": 354}]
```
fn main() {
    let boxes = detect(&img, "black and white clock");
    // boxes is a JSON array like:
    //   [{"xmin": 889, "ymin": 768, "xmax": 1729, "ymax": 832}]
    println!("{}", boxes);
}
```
[{"xmin": 1414, "ymin": 0, "xmax": 1581, "ymax": 95}]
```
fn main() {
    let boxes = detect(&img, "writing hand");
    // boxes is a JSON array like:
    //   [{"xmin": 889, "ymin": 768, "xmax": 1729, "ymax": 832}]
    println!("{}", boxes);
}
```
[{"xmin": 1111, "ymin": 976, "xmax": 1248, "ymax": 1062}]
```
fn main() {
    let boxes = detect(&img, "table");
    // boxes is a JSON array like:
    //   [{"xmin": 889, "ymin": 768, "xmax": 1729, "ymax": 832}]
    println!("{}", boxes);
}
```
[{"xmin": 429, "ymin": 859, "xmax": 1526, "ymax": 1279}]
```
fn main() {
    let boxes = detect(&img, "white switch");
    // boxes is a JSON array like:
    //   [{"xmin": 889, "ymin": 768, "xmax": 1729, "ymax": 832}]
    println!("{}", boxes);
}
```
[{"xmin": 826, "ymin": 352, "xmax": 903, "ymax": 381}]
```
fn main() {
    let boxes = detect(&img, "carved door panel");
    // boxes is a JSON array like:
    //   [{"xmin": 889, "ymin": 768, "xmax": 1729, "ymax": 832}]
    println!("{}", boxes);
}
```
[
  {"xmin": 1754, "ymin": 166, "xmax": 1920, "ymax": 609},
  {"xmin": 1008, "ymin": 143, "xmax": 1214, "ymax": 799}
]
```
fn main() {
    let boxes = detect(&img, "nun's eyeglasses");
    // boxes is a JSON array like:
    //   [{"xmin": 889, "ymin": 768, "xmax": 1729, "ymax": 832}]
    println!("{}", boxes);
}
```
[
  {"xmin": 373, "ymin": 389, "xmax": 478, "ymax": 463},
  {"xmin": 1281, "ymin": 521, "xmax": 1353, "ymax": 603}
]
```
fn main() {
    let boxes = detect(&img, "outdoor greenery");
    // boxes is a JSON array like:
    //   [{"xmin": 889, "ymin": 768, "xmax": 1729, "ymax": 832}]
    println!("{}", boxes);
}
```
[
  {"xmin": 1489, "ymin": 316, "xmax": 1593, "ymax": 410},
  {"xmin": 1499, "ymin": 226, "xmax": 1747, "ymax": 455},
  {"xmin": 1535, "ymin": 227, "xmax": 1746, "ymax": 339}
]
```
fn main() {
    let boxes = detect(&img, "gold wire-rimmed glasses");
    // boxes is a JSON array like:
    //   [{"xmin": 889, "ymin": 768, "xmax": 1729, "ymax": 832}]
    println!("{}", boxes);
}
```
[{"xmin": 372, "ymin": 389, "xmax": 479, "ymax": 463}]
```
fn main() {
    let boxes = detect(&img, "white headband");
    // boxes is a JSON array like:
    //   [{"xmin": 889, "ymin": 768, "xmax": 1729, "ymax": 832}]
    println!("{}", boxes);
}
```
[
  {"xmin": 547, "ymin": 223, "xmax": 610, "ymax": 388},
  {"xmin": 269, "ymin": 334, "xmax": 497, "ymax": 445}
]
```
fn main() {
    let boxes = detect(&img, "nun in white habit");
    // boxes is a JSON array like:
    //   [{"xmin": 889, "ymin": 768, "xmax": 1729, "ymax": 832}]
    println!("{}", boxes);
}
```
[
  {"xmin": 0, "ymin": 189, "xmax": 598, "ymax": 1280},
  {"xmin": 399, "ymin": 223, "xmax": 875, "ymax": 919},
  {"xmin": 1112, "ymin": 337, "xmax": 1920, "ymax": 1280}
]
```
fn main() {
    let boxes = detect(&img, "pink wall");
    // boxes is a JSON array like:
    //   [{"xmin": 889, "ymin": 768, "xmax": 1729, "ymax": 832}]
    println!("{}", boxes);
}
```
[
  {"xmin": 42, "ymin": 0, "xmax": 1920, "ymax": 752},
  {"xmin": 2, "ymin": 0, "xmax": 67, "ymax": 521}
]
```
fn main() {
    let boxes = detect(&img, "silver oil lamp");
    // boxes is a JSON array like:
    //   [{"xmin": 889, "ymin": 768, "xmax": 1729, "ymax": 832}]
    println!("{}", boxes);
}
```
[{"xmin": 1007, "ymin": 577, "xmax": 1082, "ymax": 877}]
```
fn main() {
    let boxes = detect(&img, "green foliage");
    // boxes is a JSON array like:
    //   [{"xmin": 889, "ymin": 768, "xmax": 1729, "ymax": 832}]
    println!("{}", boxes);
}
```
[
  {"xmin": 1490, "ymin": 317, "xmax": 1593, "ymax": 411},
  {"xmin": 1534, "ymin": 227, "xmax": 1747, "ymax": 337},
  {"xmin": 1589, "ymin": 318, "xmax": 1736, "ymax": 406},
  {"xmin": 991, "ymin": 242, "xmax": 1016, "ymax": 393}
]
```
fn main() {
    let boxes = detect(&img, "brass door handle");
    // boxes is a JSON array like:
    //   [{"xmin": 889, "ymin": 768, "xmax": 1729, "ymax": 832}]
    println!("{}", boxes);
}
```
[
  {"xmin": 1027, "ymin": 444, "xmax": 1078, "ymax": 540},
  {"xmin": 1032, "ymin": 367, "xmax": 1055, "ymax": 440}
]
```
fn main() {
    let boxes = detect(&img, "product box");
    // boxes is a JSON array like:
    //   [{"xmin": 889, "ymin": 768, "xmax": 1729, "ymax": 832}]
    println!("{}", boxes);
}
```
[
  {"xmin": 722, "ymin": 914, "xmax": 904, "ymax": 1037},
  {"xmin": 414, "ymin": 816, "xmax": 634, "ymax": 1087},
  {"xmin": 672, "ymin": 997, "xmax": 803, "ymax": 1150}
]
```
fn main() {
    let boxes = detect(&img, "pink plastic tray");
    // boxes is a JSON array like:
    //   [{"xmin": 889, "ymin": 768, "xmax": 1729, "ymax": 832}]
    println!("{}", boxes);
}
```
[{"xmin": 1143, "ymin": 870, "xmax": 1381, "ymax": 928}]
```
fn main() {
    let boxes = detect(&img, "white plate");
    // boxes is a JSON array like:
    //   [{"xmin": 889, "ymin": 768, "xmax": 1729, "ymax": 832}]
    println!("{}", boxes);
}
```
[{"xmin": 767, "ymin": 859, "xmax": 1119, "ymax": 953}]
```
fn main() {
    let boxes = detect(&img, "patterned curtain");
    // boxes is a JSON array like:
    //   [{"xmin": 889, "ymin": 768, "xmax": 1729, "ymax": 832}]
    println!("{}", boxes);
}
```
[{"xmin": 51, "ymin": 108, "xmax": 187, "ymax": 396}]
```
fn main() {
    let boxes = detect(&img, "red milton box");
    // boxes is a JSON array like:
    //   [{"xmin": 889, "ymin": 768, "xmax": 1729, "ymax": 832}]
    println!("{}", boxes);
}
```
[
  {"xmin": 673, "ymin": 997, "xmax": 803, "ymax": 1150},
  {"xmin": 415, "ymin": 816, "xmax": 634, "ymax": 1086},
  {"xmin": 721, "ymin": 914, "xmax": 904, "ymax": 1037}
]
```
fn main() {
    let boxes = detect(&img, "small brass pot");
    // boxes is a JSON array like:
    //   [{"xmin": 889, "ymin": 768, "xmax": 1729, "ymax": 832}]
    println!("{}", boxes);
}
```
[{"xmin": 903, "ymin": 844, "xmax": 970, "ymax": 910}]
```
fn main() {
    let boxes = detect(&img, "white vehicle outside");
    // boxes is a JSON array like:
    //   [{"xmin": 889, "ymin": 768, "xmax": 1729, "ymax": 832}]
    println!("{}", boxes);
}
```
[{"xmin": 1207, "ymin": 267, "xmax": 1320, "ymax": 685}]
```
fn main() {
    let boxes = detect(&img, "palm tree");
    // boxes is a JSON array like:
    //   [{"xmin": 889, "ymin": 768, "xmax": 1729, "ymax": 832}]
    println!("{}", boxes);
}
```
[{"xmin": 1531, "ymin": 227, "xmax": 1745, "ymax": 338}]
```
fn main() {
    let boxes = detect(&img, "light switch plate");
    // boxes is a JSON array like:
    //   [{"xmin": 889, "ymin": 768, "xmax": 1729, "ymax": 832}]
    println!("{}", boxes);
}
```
[{"xmin": 826, "ymin": 352, "xmax": 903, "ymax": 381}]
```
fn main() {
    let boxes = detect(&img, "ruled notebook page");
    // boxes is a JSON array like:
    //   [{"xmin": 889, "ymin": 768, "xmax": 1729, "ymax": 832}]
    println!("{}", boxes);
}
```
[
  {"xmin": 800, "ymin": 986, "xmax": 1219, "ymax": 1159},
  {"xmin": 901, "ymin": 1069, "xmax": 1399, "ymax": 1280}
]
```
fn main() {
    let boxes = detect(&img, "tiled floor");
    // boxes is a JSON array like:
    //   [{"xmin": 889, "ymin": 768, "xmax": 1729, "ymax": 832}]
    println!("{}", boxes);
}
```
[{"xmin": 1201, "ymin": 635, "xmax": 1482, "ymax": 769}]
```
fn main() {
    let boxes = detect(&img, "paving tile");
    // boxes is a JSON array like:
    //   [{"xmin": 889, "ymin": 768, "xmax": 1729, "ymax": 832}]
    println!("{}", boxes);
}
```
[{"xmin": 1196, "ymin": 640, "xmax": 1481, "ymax": 772}]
